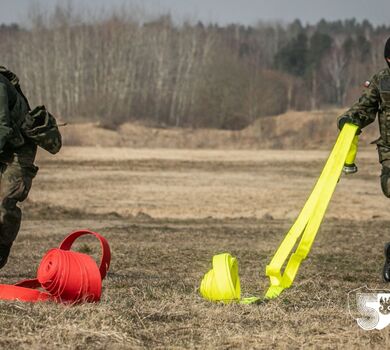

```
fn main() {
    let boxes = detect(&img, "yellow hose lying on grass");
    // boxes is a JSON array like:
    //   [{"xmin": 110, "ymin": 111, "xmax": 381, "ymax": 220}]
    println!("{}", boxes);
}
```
[{"xmin": 200, "ymin": 123, "xmax": 359, "ymax": 304}]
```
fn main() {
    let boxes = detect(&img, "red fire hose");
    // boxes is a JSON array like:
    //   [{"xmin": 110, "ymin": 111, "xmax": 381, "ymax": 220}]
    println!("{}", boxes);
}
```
[{"xmin": 0, "ymin": 230, "xmax": 111, "ymax": 303}]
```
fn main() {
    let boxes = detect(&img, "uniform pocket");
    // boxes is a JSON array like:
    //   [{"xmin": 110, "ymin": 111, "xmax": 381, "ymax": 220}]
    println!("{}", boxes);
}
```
[{"xmin": 21, "ymin": 106, "xmax": 62, "ymax": 154}]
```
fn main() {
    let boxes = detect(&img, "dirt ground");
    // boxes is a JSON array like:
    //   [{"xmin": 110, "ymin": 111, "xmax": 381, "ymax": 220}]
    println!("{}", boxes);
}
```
[
  {"xmin": 1, "ymin": 146, "xmax": 390, "ymax": 349},
  {"xmin": 60, "ymin": 109, "xmax": 380, "ymax": 150},
  {"xmin": 31, "ymin": 146, "xmax": 390, "ymax": 221}
]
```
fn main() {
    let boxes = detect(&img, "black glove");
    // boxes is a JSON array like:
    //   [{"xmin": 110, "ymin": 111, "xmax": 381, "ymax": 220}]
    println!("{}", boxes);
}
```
[{"xmin": 337, "ymin": 115, "xmax": 362, "ymax": 134}]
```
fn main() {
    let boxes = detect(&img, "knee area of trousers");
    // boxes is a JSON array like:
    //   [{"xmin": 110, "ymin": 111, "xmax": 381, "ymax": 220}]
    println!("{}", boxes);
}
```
[{"xmin": 1, "ymin": 179, "xmax": 31, "ymax": 205}]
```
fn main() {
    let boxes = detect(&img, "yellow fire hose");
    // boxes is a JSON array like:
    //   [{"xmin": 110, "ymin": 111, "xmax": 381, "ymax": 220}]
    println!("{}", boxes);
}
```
[{"xmin": 200, "ymin": 123, "xmax": 359, "ymax": 304}]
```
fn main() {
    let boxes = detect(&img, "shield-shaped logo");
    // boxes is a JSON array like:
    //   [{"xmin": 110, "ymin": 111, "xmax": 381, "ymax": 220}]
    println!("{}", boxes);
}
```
[{"xmin": 348, "ymin": 286, "xmax": 390, "ymax": 330}]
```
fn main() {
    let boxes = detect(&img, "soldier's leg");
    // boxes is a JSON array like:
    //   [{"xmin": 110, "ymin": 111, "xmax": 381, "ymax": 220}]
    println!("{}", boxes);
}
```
[
  {"xmin": 380, "ymin": 159, "xmax": 390, "ymax": 198},
  {"xmin": 377, "ymin": 148, "xmax": 390, "ymax": 281},
  {"xmin": 0, "ymin": 143, "xmax": 38, "ymax": 267},
  {"xmin": 381, "ymin": 160, "xmax": 390, "ymax": 198},
  {"xmin": 378, "ymin": 145, "xmax": 390, "ymax": 198}
]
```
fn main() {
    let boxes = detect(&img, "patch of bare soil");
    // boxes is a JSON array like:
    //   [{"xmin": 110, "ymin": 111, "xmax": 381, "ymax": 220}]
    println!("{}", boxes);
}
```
[
  {"xmin": 60, "ymin": 109, "xmax": 381, "ymax": 150},
  {"xmin": 32, "ymin": 146, "xmax": 389, "ymax": 221},
  {"xmin": 61, "ymin": 109, "xmax": 378, "ymax": 150}
]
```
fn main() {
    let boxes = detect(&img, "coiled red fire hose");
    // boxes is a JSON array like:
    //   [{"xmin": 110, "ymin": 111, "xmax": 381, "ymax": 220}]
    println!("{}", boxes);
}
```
[{"xmin": 0, "ymin": 230, "xmax": 111, "ymax": 303}]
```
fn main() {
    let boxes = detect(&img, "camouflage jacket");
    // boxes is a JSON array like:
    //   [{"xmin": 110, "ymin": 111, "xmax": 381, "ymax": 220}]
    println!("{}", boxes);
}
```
[
  {"xmin": 0, "ymin": 72, "xmax": 29, "ymax": 149},
  {"xmin": 341, "ymin": 67, "xmax": 390, "ymax": 146}
]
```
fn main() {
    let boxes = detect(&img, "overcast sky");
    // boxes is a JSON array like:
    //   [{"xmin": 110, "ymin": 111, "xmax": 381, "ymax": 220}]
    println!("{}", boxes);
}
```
[{"xmin": 1, "ymin": 0, "xmax": 390, "ymax": 26}]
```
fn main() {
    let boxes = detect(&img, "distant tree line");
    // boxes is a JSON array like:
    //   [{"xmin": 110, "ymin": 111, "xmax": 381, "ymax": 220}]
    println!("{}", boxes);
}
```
[{"xmin": 0, "ymin": 7, "xmax": 389, "ymax": 130}]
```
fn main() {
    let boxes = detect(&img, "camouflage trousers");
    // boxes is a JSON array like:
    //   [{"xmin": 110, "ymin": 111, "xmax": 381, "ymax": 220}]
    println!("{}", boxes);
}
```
[{"xmin": 0, "ymin": 141, "xmax": 38, "ymax": 245}]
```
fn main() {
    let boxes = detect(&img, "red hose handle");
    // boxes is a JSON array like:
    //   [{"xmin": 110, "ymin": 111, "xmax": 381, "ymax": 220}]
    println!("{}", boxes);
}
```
[{"xmin": 59, "ymin": 230, "xmax": 111, "ymax": 280}]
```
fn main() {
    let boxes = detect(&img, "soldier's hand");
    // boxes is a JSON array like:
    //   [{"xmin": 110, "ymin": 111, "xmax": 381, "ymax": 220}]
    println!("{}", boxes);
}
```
[
  {"xmin": 337, "ymin": 115, "xmax": 362, "ymax": 134},
  {"xmin": 337, "ymin": 115, "xmax": 353, "ymax": 130}
]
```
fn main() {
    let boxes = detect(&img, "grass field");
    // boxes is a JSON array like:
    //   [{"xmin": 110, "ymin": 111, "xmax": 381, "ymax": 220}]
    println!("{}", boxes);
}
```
[{"xmin": 0, "ymin": 146, "xmax": 389, "ymax": 349}]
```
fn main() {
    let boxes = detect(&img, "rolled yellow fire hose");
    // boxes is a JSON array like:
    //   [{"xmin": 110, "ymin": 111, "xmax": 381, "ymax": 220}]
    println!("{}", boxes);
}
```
[{"xmin": 200, "ymin": 123, "xmax": 359, "ymax": 304}]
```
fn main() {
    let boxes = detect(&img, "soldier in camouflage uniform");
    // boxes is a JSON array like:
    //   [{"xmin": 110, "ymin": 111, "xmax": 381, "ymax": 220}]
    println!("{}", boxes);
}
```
[
  {"xmin": 338, "ymin": 38, "xmax": 390, "ymax": 196},
  {"xmin": 337, "ymin": 38, "xmax": 390, "ymax": 281},
  {"xmin": 0, "ymin": 66, "xmax": 61, "ymax": 268}
]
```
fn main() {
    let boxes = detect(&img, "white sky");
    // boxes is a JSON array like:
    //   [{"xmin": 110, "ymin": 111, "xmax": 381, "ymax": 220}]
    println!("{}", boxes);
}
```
[{"xmin": 1, "ymin": 0, "xmax": 390, "ymax": 26}]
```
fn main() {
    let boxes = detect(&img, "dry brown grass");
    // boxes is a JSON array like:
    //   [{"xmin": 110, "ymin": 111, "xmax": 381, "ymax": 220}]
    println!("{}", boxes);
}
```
[
  {"xmin": 3, "ymin": 217, "xmax": 390, "ymax": 349},
  {"xmin": 0, "ymin": 146, "xmax": 389, "ymax": 349}
]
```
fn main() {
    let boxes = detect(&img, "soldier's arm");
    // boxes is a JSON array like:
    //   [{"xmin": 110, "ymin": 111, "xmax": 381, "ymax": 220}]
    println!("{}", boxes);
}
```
[
  {"xmin": 338, "ymin": 76, "xmax": 380, "ymax": 130},
  {"xmin": 0, "ymin": 83, "xmax": 14, "ymax": 148}
]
